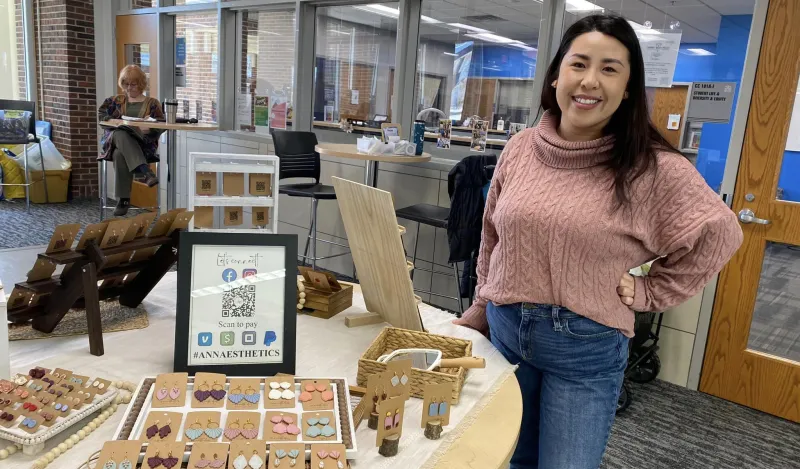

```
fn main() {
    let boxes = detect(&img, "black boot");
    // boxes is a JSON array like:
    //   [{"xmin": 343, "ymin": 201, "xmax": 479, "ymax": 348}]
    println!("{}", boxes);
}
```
[
  {"xmin": 114, "ymin": 198, "xmax": 130, "ymax": 216},
  {"xmin": 143, "ymin": 168, "xmax": 159, "ymax": 187}
]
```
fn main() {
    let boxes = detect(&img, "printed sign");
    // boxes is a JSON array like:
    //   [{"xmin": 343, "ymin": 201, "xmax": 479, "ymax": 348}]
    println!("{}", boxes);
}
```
[
  {"xmin": 174, "ymin": 233, "xmax": 298, "ymax": 375},
  {"xmin": 635, "ymin": 31, "xmax": 681, "ymax": 88},
  {"xmin": 254, "ymin": 96, "xmax": 269, "ymax": 134},
  {"xmin": 687, "ymin": 82, "xmax": 737, "ymax": 123}
]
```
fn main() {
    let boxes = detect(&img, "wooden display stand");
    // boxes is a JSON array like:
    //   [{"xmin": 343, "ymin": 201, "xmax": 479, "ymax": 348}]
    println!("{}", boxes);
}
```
[
  {"xmin": 5, "ymin": 211, "xmax": 193, "ymax": 356},
  {"xmin": 296, "ymin": 267, "xmax": 353, "ymax": 319}
]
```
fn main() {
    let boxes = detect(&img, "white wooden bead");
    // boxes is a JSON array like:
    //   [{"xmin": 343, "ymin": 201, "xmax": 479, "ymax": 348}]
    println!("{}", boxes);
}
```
[
  {"xmin": 52, "ymin": 448, "xmax": 61, "ymax": 457},
  {"xmin": 58, "ymin": 443, "xmax": 67, "ymax": 452},
  {"xmin": 45, "ymin": 452, "xmax": 55, "ymax": 462},
  {"xmin": 65, "ymin": 440, "xmax": 74, "ymax": 449},
  {"xmin": 7, "ymin": 446, "xmax": 17, "ymax": 455},
  {"xmin": 89, "ymin": 422, "xmax": 97, "ymax": 430},
  {"xmin": 122, "ymin": 395, "xmax": 131, "ymax": 404},
  {"xmin": 71, "ymin": 435, "xmax": 80, "ymax": 444},
  {"xmin": 299, "ymin": 292, "xmax": 306, "ymax": 298},
  {"xmin": 34, "ymin": 460, "xmax": 47, "ymax": 469},
  {"xmin": 78, "ymin": 430, "xmax": 86, "ymax": 439},
  {"xmin": 0, "ymin": 450, "xmax": 9, "ymax": 459}
]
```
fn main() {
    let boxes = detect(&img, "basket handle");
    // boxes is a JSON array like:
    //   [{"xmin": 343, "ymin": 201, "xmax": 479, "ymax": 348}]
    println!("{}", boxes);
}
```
[{"xmin": 439, "ymin": 357, "xmax": 486, "ymax": 369}]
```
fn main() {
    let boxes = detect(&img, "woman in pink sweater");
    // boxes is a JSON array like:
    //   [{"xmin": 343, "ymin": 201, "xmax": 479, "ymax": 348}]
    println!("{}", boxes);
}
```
[{"xmin": 454, "ymin": 14, "xmax": 742, "ymax": 468}]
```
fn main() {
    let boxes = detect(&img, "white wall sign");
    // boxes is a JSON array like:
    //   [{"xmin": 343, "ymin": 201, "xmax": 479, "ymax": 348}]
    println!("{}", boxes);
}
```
[{"xmin": 636, "ymin": 31, "xmax": 682, "ymax": 88}]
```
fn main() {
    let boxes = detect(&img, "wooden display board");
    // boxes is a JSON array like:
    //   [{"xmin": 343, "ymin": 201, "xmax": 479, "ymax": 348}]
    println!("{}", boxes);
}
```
[{"xmin": 330, "ymin": 177, "xmax": 423, "ymax": 331}]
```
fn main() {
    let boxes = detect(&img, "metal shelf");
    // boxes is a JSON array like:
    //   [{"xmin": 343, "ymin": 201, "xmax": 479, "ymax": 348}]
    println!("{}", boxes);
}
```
[{"xmin": 193, "ymin": 196, "xmax": 275, "ymax": 207}]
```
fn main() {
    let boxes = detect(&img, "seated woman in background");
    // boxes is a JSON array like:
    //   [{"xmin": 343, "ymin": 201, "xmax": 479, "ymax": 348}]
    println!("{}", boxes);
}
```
[{"xmin": 98, "ymin": 64, "xmax": 163, "ymax": 216}]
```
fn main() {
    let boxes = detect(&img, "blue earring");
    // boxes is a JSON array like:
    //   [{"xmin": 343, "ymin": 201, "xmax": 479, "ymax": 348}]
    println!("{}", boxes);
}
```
[
  {"xmin": 438, "ymin": 401, "xmax": 448, "ymax": 416},
  {"xmin": 428, "ymin": 399, "xmax": 438, "ymax": 417}
]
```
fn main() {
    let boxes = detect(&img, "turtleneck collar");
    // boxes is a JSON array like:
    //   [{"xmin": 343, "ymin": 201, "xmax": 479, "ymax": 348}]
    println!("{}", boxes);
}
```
[{"xmin": 531, "ymin": 110, "xmax": 615, "ymax": 169}]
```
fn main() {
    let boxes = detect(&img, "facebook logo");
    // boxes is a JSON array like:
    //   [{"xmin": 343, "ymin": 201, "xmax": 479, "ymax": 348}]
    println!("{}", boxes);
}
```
[
  {"xmin": 198, "ymin": 332, "xmax": 212, "ymax": 346},
  {"xmin": 222, "ymin": 268, "xmax": 237, "ymax": 283}
]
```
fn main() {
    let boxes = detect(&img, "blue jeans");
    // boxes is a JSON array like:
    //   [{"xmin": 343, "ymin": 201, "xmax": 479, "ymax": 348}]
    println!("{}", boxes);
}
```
[{"xmin": 487, "ymin": 302, "xmax": 629, "ymax": 469}]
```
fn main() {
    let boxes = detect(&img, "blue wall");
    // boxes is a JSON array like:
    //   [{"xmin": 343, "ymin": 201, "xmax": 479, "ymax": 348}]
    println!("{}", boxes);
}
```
[
  {"xmin": 779, "ymin": 151, "xmax": 800, "ymax": 202},
  {"xmin": 469, "ymin": 46, "xmax": 536, "ymax": 79}
]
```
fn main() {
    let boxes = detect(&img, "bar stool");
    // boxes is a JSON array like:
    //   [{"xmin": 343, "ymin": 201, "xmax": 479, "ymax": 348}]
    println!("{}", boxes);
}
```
[
  {"xmin": 272, "ymin": 130, "xmax": 349, "ymax": 270},
  {"xmin": 99, "ymin": 159, "xmax": 160, "ymax": 220},
  {"xmin": 395, "ymin": 203, "xmax": 463, "ymax": 317}
]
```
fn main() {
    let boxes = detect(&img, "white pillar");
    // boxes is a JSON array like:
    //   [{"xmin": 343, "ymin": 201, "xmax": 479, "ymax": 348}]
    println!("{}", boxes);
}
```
[{"xmin": 0, "ymin": 282, "xmax": 10, "ymax": 379}]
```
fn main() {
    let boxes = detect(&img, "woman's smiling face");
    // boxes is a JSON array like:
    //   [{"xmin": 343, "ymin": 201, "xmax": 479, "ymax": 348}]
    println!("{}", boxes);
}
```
[{"xmin": 554, "ymin": 31, "xmax": 631, "ymax": 141}]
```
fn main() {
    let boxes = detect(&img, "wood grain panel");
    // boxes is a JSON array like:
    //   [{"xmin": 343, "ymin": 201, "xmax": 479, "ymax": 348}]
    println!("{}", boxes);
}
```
[
  {"xmin": 330, "ymin": 177, "xmax": 423, "ymax": 331},
  {"xmin": 115, "ymin": 14, "xmax": 159, "ymax": 209},
  {"xmin": 700, "ymin": 0, "xmax": 800, "ymax": 422},
  {"xmin": 462, "ymin": 78, "xmax": 497, "ymax": 122},
  {"xmin": 650, "ymin": 85, "xmax": 688, "ymax": 148}
]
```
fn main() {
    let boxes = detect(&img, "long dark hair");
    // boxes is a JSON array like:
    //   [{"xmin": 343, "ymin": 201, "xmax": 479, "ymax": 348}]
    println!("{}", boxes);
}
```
[{"xmin": 540, "ymin": 14, "xmax": 678, "ymax": 206}]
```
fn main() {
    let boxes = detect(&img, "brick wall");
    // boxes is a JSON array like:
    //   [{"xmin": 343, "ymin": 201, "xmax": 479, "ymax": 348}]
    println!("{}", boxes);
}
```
[
  {"xmin": 32, "ymin": 0, "xmax": 98, "ymax": 198},
  {"xmin": 14, "ymin": 0, "xmax": 27, "ymax": 100},
  {"xmin": 131, "ymin": 0, "xmax": 155, "ymax": 8}
]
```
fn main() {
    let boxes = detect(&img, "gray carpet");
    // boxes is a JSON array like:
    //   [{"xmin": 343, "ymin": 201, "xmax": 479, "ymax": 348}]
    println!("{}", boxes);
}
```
[
  {"xmin": 603, "ymin": 379, "xmax": 800, "ymax": 468},
  {"xmin": 0, "ymin": 199, "xmax": 132, "ymax": 249}
]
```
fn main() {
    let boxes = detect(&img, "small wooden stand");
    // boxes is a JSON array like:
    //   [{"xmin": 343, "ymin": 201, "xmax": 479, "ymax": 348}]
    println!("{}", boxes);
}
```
[
  {"xmin": 368, "ymin": 412, "xmax": 379, "ymax": 430},
  {"xmin": 424, "ymin": 420, "xmax": 443, "ymax": 440},
  {"xmin": 379, "ymin": 434, "xmax": 400, "ymax": 457}
]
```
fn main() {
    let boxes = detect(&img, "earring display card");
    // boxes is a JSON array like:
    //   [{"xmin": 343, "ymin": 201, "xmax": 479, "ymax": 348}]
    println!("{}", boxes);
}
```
[
  {"xmin": 311, "ymin": 443, "xmax": 347, "ymax": 469},
  {"xmin": 192, "ymin": 372, "xmax": 228, "ymax": 409},
  {"xmin": 100, "ymin": 218, "xmax": 134, "ymax": 248},
  {"xmin": 222, "ymin": 411, "xmax": 261, "ymax": 442},
  {"xmin": 264, "ymin": 376, "xmax": 295, "ymax": 410},
  {"xmin": 143, "ymin": 441, "xmax": 184, "ymax": 469},
  {"xmin": 168, "ymin": 212, "xmax": 195, "ymax": 235},
  {"xmin": 0, "ymin": 411, "xmax": 18, "ymax": 428},
  {"xmin": 365, "ymin": 372, "xmax": 390, "ymax": 417},
  {"xmin": 302, "ymin": 411, "xmax": 336, "ymax": 442},
  {"xmin": 183, "ymin": 411, "xmax": 223, "ymax": 442},
  {"xmin": 133, "ymin": 212, "xmax": 158, "ymax": 238},
  {"xmin": 25, "ymin": 258, "xmax": 57, "ymax": 282},
  {"xmin": 421, "ymin": 382, "xmax": 454, "ymax": 427},
  {"xmin": 197, "ymin": 172, "xmax": 218, "ymax": 196},
  {"xmin": 263, "ymin": 410, "xmax": 300, "ymax": 441},
  {"xmin": 188, "ymin": 442, "xmax": 230, "ymax": 469},
  {"xmin": 249, "ymin": 173, "xmax": 272, "ymax": 196},
  {"xmin": 223, "ymin": 206, "xmax": 244, "ymax": 226},
  {"xmin": 223, "ymin": 172, "xmax": 245, "ymax": 196},
  {"xmin": 96, "ymin": 440, "xmax": 141, "ymax": 469},
  {"xmin": 229, "ymin": 439, "xmax": 267, "ymax": 469},
  {"xmin": 299, "ymin": 379, "xmax": 334, "ymax": 411},
  {"xmin": 268, "ymin": 442, "xmax": 304, "ymax": 469},
  {"xmin": 227, "ymin": 378, "xmax": 262, "ymax": 410},
  {"xmin": 45, "ymin": 223, "xmax": 80, "ymax": 253},
  {"xmin": 384, "ymin": 360, "xmax": 412, "ymax": 398},
  {"xmin": 86, "ymin": 377, "xmax": 113, "ymax": 397},
  {"xmin": 69, "ymin": 374, "xmax": 90, "ymax": 389},
  {"xmin": 17, "ymin": 412, "xmax": 43, "ymax": 434},
  {"xmin": 151, "ymin": 373, "xmax": 189, "ymax": 408},
  {"xmin": 375, "ymin": 395, "xmax": 407, "ymax": 446},
  {"xmin": 140, "ymin": 411, "xmax": 183, "ymax": 442},
  {"xmin": 76, "ymin": 222, "xmax": 109, "ymax": 250},
  {"xmin": 51, "ymin": 368, "xmax": 74, "ymax": 383}
]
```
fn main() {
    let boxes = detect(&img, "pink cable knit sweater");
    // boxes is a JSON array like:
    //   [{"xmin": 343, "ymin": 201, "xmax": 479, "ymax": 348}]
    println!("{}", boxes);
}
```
[{"xmin": 459, "ymin": 111, "xmax": 743, "ymax": 337}]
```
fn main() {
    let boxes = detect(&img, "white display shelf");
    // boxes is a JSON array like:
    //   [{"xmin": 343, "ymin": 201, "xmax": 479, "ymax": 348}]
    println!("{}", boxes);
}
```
[
  {"xmin": 188, "ymin": 152, "xmax": 280, "ymax": 233},
  {"xmin": 192, "ymin": 196, "xmax": 275, "ymax": 207}
]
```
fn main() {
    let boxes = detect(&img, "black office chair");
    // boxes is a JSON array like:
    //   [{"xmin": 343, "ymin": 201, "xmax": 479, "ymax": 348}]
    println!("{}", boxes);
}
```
[
  {"xmin": 272, "ymin": 130, "xmax": 349, "ymax": 270},
  {"xmin": 395, "ymin": 203, "xmax": 463, "ymax": 317},
  {"xmin": 0, "ymin": 99, "xmax": 48, "ymax": 209}
]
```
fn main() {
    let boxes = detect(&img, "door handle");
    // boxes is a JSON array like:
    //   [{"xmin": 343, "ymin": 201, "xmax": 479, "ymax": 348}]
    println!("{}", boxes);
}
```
[{"xmin": 738, "ymin": 208, "xmax": 770, "ymax": 225}]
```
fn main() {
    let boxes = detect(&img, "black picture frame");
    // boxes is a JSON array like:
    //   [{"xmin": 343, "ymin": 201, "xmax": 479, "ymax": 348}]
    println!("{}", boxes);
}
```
[{"xmin": 173, "ymin": 231, "xmax": 298, "ymax": 376}]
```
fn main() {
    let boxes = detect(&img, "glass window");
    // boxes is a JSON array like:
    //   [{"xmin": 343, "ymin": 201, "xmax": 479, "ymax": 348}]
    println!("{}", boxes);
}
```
[
  {"xmin": 0, "ymin": 0, "xmax": 28, "ymax": 100},
  {"xmin": 238, "ymin": 9, "xmax": 297, "ymax": 132},
  {"xmin": 175, "ymin": 12, "xmax": 219, "ymax": 123},
  {"xmin": 563, "ymin": 0, "xmax": 757, "ymax": 193},
  {"xmin": 175, "ymin": 0, "xmax": 218, "ymax": 5},
  {"xmin": 313, "ymin": 4, "xmax": 399, "ymax": 129},
  {"xmin": 415, "ymin": 0, "xmax": 541, "ymax": 139}
]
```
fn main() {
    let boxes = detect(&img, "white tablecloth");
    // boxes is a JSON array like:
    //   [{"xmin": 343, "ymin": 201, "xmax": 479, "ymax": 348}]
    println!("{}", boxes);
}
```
[{"xmin": 4, "ymin": 273, "xmax": 515, "ymax": 468}]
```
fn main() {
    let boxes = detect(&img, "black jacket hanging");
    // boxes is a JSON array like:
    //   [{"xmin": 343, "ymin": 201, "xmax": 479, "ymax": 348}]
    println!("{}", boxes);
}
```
[{"xmin": 447, "ymin": 153, "xmax": 497, "ymax": 263}]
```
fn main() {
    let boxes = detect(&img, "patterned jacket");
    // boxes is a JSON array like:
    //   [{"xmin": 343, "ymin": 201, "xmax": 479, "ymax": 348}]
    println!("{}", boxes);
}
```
[{"xmin": 98, "ymin": 95, "xmax": 164, "ymax": 162}]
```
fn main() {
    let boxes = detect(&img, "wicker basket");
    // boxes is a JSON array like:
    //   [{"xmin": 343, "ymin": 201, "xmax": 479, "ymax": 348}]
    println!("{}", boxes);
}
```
[{"xmin": 357, "ymin": 327, "xmax": 472, "ymax": 403}]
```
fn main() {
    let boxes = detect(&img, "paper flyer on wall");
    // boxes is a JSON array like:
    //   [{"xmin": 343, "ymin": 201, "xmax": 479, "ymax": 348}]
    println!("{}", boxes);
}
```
[
  {"xmin": 270, "ymin": 94, "xmax": 287, "ymax": 130},
  {"xmin": 635, "ymin": 30, "xmax": 681, "ymax": 88},
  {"xmin": 254, "ymin": 96, "xmax": 269, "ymax": 135},
  {"xmin": 471, "ymin": 120, "xmax": 488, "ymax": 152},
  {"xmin": 437, "ymin": 119, "xmax": 451, "ymax": 149},
  {"xmin": 237, "ymin": 94, "xmax": 252, "ymax": 127}
]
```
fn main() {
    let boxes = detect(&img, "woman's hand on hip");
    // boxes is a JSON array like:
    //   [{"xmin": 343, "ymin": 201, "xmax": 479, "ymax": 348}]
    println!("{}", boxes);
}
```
[{"xmin": 617, "ymin": 273, "xmax": 635, "ymax": 307}]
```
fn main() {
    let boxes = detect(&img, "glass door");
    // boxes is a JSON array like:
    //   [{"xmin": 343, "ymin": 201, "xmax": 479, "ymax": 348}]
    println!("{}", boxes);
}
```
[{"xmin": 700, "ymin": 0, "xmax": 800, "ymax": 422}]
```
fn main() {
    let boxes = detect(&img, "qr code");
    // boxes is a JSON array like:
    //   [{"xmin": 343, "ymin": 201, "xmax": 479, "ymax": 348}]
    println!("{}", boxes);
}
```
[
  {"xmin": 256, "ymin": 211, "xmax": 265, "ymax": 222},
  {"xmin": 201, "ymin": 180, "xmax": 212, "ymax": 190},
  {"xmin": 256, "ymin": 181, "xmax": 266, "ymax": 192},
  {"xmin": 222, "ymin": 284, "xmax": 256, "ymax": 317},
  {"xmin": 229, "ymin": 211, "xmax": 239, "ymax": 221}
]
